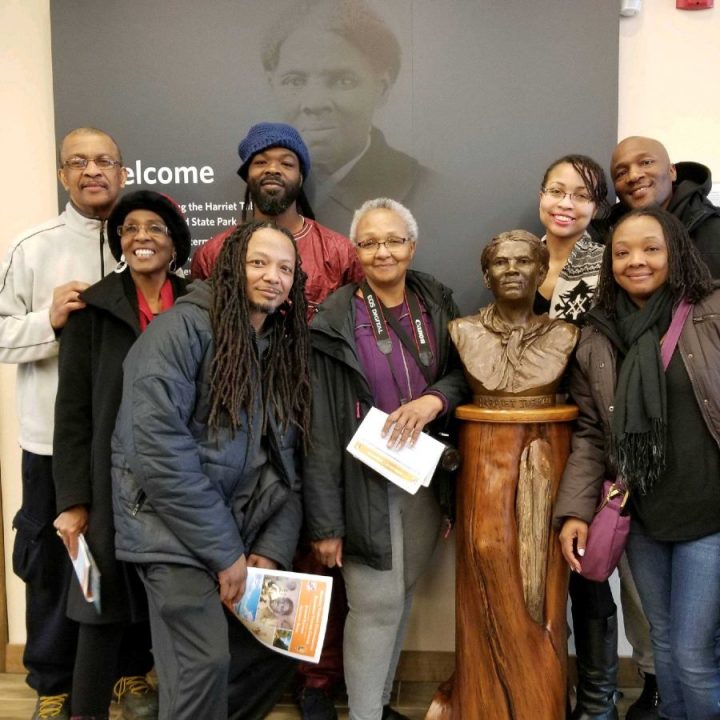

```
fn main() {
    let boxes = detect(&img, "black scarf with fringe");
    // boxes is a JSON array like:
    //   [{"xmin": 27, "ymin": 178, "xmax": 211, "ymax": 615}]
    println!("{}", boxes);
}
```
[{"xmin": 586, "ymin": 287, "xmax": 674, "ymax": 494}]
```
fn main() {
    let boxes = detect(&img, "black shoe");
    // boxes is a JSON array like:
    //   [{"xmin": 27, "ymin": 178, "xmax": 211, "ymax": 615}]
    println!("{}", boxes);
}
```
[
  {"xmin": 298, "ymin": 688, "xmax": 338, "ymax": 720},
  {"xmin": 570, "ymin": 612, "xmax": 619, "ymax": 720},
  {"xmin": 32, "ymin": 694, "xmax": 70, "ymax": 720},
  {"xmin": 113, "ymin": 675, "xmax": 158, "ymax": 719},
  {"xmin": 382, "ymin": 706, "xmax": 412, "ymax": 720},
  {"xmin": 625, "ymin": 673, "xmax": 660, "ymax": 720}
]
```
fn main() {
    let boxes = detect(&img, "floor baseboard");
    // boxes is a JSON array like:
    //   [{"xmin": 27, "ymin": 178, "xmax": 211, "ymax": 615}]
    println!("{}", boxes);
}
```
[
  {"xmin": 5, "ymin": 645, "xmax": 23, "ymax": 674},
  {"xmin": 4, "ymin": 643, "xmax": 644, "ymax": 686}
]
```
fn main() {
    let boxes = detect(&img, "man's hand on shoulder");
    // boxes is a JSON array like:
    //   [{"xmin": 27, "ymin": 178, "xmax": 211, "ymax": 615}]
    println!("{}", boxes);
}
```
[
  {"xmin": 50, "ymin": 281, "xmax": 90, "ymax": 329},
  {"xmin": 218, "ymin": 553, "xmax": 248, "ymax": 605}
]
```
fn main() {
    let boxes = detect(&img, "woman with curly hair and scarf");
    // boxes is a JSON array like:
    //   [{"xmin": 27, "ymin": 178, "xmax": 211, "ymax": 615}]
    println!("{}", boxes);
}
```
[{"xmin": 554, "ymin": 206, "xmax": 720, "ymax": 720}]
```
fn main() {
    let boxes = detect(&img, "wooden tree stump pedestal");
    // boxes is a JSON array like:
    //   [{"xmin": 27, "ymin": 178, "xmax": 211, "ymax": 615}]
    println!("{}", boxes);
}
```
[{"xmin": 427, "ymin": 403, "xmax": 577, "ymax": 720}]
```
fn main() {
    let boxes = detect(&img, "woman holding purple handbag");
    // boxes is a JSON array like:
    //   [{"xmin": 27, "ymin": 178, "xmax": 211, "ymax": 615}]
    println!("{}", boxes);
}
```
[{"xmin": 554, "ymin": 206, "xmax": 720, "ymax": 720}]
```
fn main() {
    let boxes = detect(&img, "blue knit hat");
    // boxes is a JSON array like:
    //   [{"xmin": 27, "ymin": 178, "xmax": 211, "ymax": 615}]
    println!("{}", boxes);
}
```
[{"xmin": 237, "ymin": 122, "xmax": 311, "ymax": 181}]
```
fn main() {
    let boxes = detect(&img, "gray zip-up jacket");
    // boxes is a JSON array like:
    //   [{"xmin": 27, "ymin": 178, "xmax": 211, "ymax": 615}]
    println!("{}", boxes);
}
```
[{"xmin": 0, "ymin": 202, "xmax": 114, "ymax": 452}]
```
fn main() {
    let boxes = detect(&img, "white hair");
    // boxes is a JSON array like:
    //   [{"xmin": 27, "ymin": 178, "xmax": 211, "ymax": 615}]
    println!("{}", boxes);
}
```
[{"xmin": 349, "ymin": 197, "xmax": 419, "ymax": 245}]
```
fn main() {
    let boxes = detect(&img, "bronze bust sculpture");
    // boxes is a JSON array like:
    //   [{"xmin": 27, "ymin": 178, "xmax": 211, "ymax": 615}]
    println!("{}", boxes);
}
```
[
  {"xmin": 449, "ymin": 230, "xmax": 579, "ymax": 407},
  {"xmin": 428, "ymin": 231, "xmax": 580, "ymax": 719}
]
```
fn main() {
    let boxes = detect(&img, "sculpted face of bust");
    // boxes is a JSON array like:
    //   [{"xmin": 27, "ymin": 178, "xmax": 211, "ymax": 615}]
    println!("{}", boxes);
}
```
[
  {"xmin": 483, "ymin": 239, "xmax": 547, "ymax": 306},
  {"xmin": 448, "ymin": 229, "xmax": 577, "ymax": 405}
]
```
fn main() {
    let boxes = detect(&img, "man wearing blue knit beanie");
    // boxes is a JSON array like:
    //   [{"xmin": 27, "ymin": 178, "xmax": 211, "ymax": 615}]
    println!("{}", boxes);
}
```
[
  {"xmin": 191, "ymin": 121, "xmax": 362, "ymax": 321},
  {"xmin": 192, "ymin": 125, "xmax": 361, "ymax": 719}
]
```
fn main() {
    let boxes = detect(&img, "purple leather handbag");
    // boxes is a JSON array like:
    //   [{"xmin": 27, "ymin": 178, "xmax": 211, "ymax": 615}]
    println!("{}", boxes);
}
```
[
  {"xmin": 580, "ymin": 480, "xmax": 630, "ymax": 582},
  {"xmin": 580, "ymin": 299, "xmax": 693, "ymax": 582}
]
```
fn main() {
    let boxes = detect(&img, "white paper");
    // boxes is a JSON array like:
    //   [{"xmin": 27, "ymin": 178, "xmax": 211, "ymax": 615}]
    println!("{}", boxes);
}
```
[
  {"xmin": 228, "ymin": 568, "xmax": 333, "ymax": 663},
  {"xmin": 346, "ymin": 406, "xmax": 445, "ymax": 494},
  {"xmin": 70, "ymin": 534, "xmax": 101, "ymax": 614}
]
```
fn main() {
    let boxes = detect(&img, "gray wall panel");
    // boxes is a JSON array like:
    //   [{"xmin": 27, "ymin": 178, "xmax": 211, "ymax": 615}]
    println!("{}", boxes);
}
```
[{"xmin": 51, "ymin": 0, "xmax": 619, "ymax": 313}]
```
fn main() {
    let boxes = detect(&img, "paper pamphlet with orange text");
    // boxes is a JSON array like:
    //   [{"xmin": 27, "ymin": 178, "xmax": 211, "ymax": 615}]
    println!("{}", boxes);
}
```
[
  {"xmin": 346, "ymin": 406, "xmax": 445, "ymax": 494},
  {"xmin": 228, "ymin": 568, "xmax": 333, "ymax": 663}
]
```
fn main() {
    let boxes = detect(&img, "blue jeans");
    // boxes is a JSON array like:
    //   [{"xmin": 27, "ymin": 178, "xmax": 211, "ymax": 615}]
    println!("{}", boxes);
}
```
[{"xmin": 627, "ymin": 524, "xmax": 720, "ymax": 720}]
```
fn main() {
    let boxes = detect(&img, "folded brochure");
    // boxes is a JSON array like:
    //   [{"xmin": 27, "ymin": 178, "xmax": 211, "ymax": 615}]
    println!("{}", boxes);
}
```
[
  {"xmin": 228, "ymin": 568, "xmax": 333, "ymax": 663},
  {"xmin": 346, "ymin": 406, "xmax": 446, "ymax": 494},
  {"xmin": 70, "ymin": 533, "xmax": 101, "ymax": 614}
]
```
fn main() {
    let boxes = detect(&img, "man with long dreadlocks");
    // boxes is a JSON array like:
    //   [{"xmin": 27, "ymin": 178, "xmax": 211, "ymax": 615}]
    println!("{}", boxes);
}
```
[
  {"xmin": 191, "ymin": 121, "xmax": 362, "ymax": 720},
  {"xmin": 110, "ymin": 220, "xmax": 312, "ymax": 720},
  {"xmin": 191, "ymin": 121, "xmax": 363, "ymax": 319}
]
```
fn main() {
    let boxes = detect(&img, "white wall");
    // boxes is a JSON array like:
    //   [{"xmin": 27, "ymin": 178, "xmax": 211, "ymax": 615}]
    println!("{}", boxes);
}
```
[
  {"xmin": 618, "ymin": 3, "xmax": 720, "ymax": 177},
  {"xmin": 0, "ymin": 0, "xmax": 57, "ymax": 645},
  {"xmin": 1, "ymin": 0, "xmax": 719, "ymax": 655}
]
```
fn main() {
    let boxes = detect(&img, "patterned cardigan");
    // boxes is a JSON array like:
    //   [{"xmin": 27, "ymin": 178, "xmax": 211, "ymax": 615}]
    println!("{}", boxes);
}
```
[{"xmin": 543, "ymin": 232, "xmax": 604, "ymax": 324}]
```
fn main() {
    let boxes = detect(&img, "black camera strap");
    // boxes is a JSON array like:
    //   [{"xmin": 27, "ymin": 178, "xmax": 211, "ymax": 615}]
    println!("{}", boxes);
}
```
[
  {"xmin": 360, "ymin": 285, "xmax": 458, "ymax": 532},
  {"xmin": 360, "ymin": 283, "xmax": 435, "ymax": 387}
]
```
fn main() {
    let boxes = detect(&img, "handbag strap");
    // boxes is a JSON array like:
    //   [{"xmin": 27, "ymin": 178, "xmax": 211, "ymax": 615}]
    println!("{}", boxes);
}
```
[{"xmin": 660, "ymin": 298, "xmax": 693, "ymax": 371}]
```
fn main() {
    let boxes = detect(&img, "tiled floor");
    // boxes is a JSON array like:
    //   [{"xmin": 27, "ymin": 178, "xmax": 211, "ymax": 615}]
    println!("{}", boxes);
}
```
[{"xmin": 0, "ymin": 673, "xmax": 642, "ymax": 719}]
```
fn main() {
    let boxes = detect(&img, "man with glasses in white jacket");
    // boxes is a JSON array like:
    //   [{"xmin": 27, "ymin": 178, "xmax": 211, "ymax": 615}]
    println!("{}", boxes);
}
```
[{"xmin": 0, "ymin": 127, "xmax": 125, "ymax": 720}]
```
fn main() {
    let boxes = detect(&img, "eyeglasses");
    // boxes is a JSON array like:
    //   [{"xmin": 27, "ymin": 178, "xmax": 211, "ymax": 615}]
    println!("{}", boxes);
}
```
[
  {"xmin": 356, "ymin": 236, "xmax": 410, "ymax": 252},
  {"xmin": 542, "ymin": 187, "xmax": 593, "ymax": 204},
  {"xmin": 117, "ymin": 223, "xmax": 170, "ymax": 239},
  {"xmin": 62, "ymin": 156, "xmax": 123, "ymax": 170}
]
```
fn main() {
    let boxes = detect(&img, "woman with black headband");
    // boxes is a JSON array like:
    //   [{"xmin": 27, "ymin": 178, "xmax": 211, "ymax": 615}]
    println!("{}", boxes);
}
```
[{"xmin": 53, "ymin": 191, "xmax": 189, "ymax": 720}]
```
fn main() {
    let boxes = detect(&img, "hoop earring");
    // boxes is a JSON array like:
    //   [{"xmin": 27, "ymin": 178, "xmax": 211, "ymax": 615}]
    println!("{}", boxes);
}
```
[
  {"xmin": 168, "ymin": 252, "xmax": 177, "ymax": 273},
  {"xmin": 114, "ymin": 254, "xmax": 128, "ymax": 273}
]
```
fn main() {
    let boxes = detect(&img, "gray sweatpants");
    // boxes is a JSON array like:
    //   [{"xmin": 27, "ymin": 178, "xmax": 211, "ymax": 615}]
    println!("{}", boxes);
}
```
[
  {"xmin": 139, "ymin": 563, "xmax": 296, "ymax": 720},
  {"xmin": 342, "ymin": 485, "xmax": 443, "ymax": 720}
]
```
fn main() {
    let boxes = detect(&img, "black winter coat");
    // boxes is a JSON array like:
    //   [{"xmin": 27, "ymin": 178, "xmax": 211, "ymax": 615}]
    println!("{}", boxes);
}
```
[
  {"xmin": 304, "ymin": 270, "xmax": 469, "ymax": 570},
  {"xmin": 111, "ymin": 280, "xmax": 303, "ymax": 575},
  {"xmin": 53, "ymin": 270, "xmax": 187, "ymax": 623}
]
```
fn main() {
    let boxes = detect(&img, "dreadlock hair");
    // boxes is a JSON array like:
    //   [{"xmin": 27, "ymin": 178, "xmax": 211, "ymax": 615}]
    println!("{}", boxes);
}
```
[
  {"xmin": 541, "ymin": 153, "xmax": 610, "ymax": 217},
  {"xmin": 242, "ymin": 186, "xmax": 251, "ymax": 222},
  {"xmin": 595, "ymin": 206, "xmax": 713, "ymax": 318},
  {"xmin": 207, "ymin": 220, "xmax": 312, "ymax": 448},
  {"xmin": 296, "ymin": 187, "xmax": 316, "ymax": 220}
]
